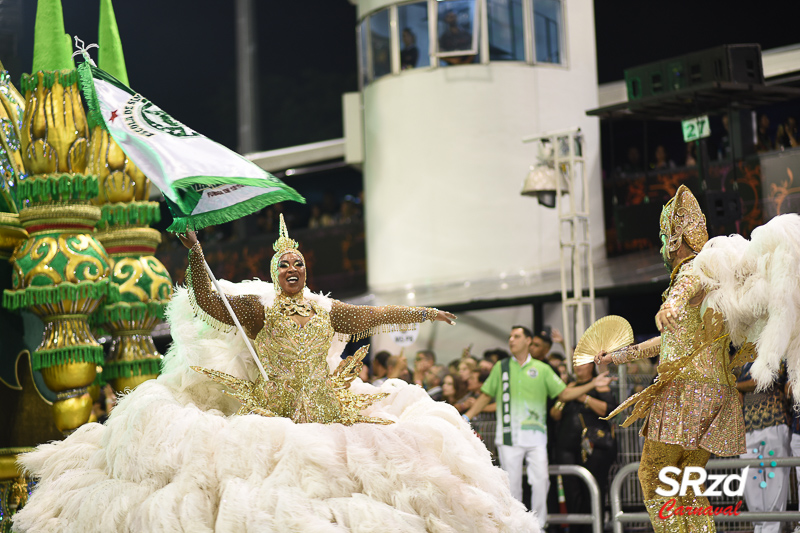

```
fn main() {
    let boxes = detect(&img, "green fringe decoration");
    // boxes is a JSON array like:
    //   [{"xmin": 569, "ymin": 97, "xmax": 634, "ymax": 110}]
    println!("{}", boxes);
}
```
[
  {"xmin": 19, "ymin": 69, "xmax": 79, "ymax": 93},
  {"xmin": 90, "ymin": 300, "xmax": 167, "ymax": 326},
  {"xmin": 3, "ymin": 279, "xmax": 117, "ymax": 311},
  {"xmin": 102, "ymin": 358, "xmax": 162, "ymax": 380},
  {"xmin": 165, "ymin": 189, "xmax": 306, "ymax": 233},
  {"xmin": 30, "ymin": 344, "xmax": 104, "ymax": 372},
  {"xmin": 16, "ymin": 174, "xmax": 99, "ymax": 204},
  {"xmin": 77, "ymin": 61, "xmax": 106, "ymax": 131},
  {"xmin": 98, "ymin": 202, "xmax": 161, "ymax": 229}
]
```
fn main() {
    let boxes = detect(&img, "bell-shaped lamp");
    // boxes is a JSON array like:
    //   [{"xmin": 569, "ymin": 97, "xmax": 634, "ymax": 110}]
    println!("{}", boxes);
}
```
[{"xmin": 521, "ymin": 164, "xmax": 567, "ymax": 208}]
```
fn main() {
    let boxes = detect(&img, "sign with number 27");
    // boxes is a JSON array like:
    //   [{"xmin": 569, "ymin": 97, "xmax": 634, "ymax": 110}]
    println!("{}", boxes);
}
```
[{"xmin": 682, "ymin": 115, "xmax": 711, "ymax": 143}]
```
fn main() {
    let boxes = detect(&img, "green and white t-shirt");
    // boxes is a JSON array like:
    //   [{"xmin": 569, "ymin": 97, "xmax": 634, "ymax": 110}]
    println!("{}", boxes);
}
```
[{"xmin": 481, "ymin": 356, "xmax": 566, "ymax": 447}]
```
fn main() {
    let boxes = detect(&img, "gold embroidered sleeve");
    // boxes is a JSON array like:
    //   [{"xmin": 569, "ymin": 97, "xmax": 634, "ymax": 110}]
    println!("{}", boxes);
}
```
[
  {"xmin": 610, "ymin": 336, "xmax": 661, "ymax": 364},
  {"xmin": 662, "ymin": 268, "xmax": 703, "ymax": 314},
  {"xmin": 187, "ymin": 242, "xmax": 264, "ymax": 337},
  {"xmin": 330, "ymin": 300, "xmax": 438, "ymax": 340}
]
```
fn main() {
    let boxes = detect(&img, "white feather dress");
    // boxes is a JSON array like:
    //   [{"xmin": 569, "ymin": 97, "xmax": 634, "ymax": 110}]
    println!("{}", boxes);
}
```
[{"xmin": 12, "ymin": 280, "xmax": 540, "ymax": 533}]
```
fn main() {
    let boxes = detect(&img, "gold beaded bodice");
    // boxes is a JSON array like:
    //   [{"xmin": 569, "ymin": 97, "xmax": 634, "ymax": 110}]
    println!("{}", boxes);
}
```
[{"xmin": 254, "ymin": 300, "xmax": 342, "ymax": 423}]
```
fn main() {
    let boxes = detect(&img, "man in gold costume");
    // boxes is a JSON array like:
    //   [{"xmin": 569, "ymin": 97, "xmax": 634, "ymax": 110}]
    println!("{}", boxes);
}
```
[{"xmin": 597, "ymin": 185, "xmax": 746, "ymax": 532}]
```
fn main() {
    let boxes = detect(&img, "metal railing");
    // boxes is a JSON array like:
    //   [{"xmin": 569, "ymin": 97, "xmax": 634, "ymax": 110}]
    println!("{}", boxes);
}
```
[
  {"xmin": 548, "ymin": 464, "xmax": 603, "ymax": 533},
  {"xmin": 610, "ymin": 457, "xmax": 800, "ymax": 533}
]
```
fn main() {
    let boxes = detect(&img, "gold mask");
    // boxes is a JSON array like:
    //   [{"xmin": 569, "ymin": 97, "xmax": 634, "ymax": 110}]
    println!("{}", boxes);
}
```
[{"xmin": 659, "ymin": 185, "xmax": 708, "ymax": 254}]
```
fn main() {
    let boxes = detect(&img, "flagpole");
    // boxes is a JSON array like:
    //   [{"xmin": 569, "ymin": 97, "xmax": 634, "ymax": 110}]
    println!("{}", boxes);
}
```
[{"xmin": 201, "ymin": 258, "xmax": 269, "ymax": 383}]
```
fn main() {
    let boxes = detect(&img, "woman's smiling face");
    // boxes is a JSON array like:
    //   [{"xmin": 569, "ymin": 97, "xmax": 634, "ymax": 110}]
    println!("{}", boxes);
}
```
[{"xmin": 277, "ymin": 252, "xmax": 306, "ymax": 295}]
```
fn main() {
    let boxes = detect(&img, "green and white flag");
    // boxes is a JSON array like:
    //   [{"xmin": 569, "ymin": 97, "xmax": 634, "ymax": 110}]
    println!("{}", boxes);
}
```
[{"xmin": 77, "ymin": 61, "xmax": 304, "ymax": 231}]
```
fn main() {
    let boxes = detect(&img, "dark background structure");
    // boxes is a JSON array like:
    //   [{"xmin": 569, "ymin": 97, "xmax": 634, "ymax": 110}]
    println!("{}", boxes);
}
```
[{"xmin": 4, "ymin": 1, "xmax": 799, "ymax": 154}]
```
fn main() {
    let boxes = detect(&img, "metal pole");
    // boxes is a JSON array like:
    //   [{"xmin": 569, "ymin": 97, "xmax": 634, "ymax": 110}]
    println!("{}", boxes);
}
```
[
  {"xmin": 236, "ymin": 0, "xmax": 258, "ymax": 155},
  {"xmin": 202, "ymin": 259, "xmax": 268, "ymax": 382},
  {"xmin": 234, "ymin": 0, "xmax": 258, "ymax": 239},
  {"xmin": 548, "ymin": 464, "xmax": 603, "ymax": 533},
  {"xmin": 555, "ymin": 134, "xmax": 572, "ymax": 371}
]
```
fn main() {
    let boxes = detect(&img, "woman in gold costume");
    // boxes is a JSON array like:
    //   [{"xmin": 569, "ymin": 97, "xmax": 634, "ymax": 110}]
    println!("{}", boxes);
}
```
[
  {"xmin": 596, "ymin": 186, "xmax": 746, "ymax": 533},
  {"xmin": 177, "ymin": 216, "xmax": 455, "ymax": 425},
  {"xmin": 14, "ymin": 216, "xmax": 541, "ymax": 532}
]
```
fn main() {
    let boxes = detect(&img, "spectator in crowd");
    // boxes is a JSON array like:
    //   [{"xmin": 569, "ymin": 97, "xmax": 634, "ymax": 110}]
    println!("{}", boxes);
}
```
[
  {"xmin": 447, "ymin": 359, "xmax": 460, "ymax": 375},
  {"xmin": 551, "ymin": 363, "xmax": 618, "ymax": 531},
  {"xmin": 454, "ymin": 365, "xmax": 485, "ymax": 414},
  {"xmin": 321, "ymin": 192, "xmax": 339, "ymax": 226},
  {"xmin": 359, "ymin": 362, "xmax": 370, "ymax": 383},
  {"xmin": 620, "ymin": 146, "xmax": 643, "ymax": 173},
  {"xmin": 556, "ymin": 363, "xmax": 570, "ymax": 384},
  {"xmin": 652, "ymin": 145, "xmax": 675, "ymax": 170},
  {"xmin": 458, "ymin": 356, "xmax": 478, "ymax": 384},
  {"xmin": 413, "ymin": 350, "xmax": 436, "ymax": 389},
  {"xmin": 468, "ymin": 368, "xmax": 498, "ymax": 461},
  {"xmin": 387, "ymin": 353, "xmax": 413, "ymax": 384},
  {"xmin": 463, "ymin": 325, "xmax": 614, "ymax": 527},
  {"xmin": 371, "ymin": 351, "xmax": 391, "ymax": 387},
  {"xmin": 425, "ymin": 366, "xmax": 447, "ymax": 401},
  {"xmin": 756, "ymin": 114, "xmax": 774, "ymax": 153},
  {"xmin": 776, "ymin": 116, "xmax": 798, "ymax": 149},
  {"xmin": 307, "ymin": 204, "xmax": 328, "ymax": 229},
  {"xmin": 685, "ymin": 142, "xmax": 697, "ymax": 167},
  {"xmin": 438, "ymin": 10, "xmax": 474, "ymax": 65},
  {"xmin": 546, "ymin": 352, "xmax": 565, "ymax": 372},
  {"xmin": 466, "ymin": 369, "xmax": 492, "ymax": 404},
  {"xmin": 478, "ymin": 358, "xmax": 494, "ymax": 373},
  {"xmin": 737, "ymin": 362, "xmax": 790, "ymax": 533},
  {"xmin": 400, "ymin": 28, "xmax": 419, "ymax": 70},
  {"xmin": 458, "ymin": 369, "xmax": 495, "ymax": 418},
  {"xmin": 442, "ymin": 373, "xmax": 468, "ymax": 408},
  {"xmin": 337, "ymin": 195, "xmax": 361, "ymax": 225},
  {"xmin": 483, "ymin": 348, "xmax": 510, "ymax": 365},
  {"xmin": 529, "ymin": 330, "xmax": 552, "ymax": 362}
]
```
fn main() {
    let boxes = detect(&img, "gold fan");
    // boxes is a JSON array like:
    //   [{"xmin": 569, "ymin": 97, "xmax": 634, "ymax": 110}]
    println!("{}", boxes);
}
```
[{"xmin": 572, "ymin": 315, "xmax": 634, "ymax": 367}]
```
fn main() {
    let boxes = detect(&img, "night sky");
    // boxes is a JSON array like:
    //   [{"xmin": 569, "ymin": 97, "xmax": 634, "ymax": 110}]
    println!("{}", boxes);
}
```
[{"xmin": 8, "ymin": 1, "xmax": 800, "ymax": 154}]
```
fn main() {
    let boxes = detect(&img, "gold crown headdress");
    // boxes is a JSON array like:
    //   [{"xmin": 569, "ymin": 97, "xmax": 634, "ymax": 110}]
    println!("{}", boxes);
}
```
[
  {"xmin": 659, "ymin": 185, "xmax": 708, "ymax": 253},
  {"xmin": 270, "ymin": 214, "xmax": 305, "ymax": 290}
]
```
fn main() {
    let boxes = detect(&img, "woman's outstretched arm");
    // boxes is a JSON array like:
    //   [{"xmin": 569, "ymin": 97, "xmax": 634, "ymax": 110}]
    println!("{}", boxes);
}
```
[
  {"xmin": 329, "ymin": 300, "xmax": 455, "ymax": 339},
  {"xmin": 179, "ymin": 230, "xmax": 265, "ymax": 338}
]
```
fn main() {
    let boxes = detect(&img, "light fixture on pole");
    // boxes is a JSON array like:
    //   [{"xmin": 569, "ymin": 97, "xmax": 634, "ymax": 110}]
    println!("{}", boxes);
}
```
[
  {"xmin": 521, "ymin": 127, "xmax": 594, "ymax": 374},
  {"xmin": 520, "ymin": 140, "xmax": 568, "ymax": 208}
]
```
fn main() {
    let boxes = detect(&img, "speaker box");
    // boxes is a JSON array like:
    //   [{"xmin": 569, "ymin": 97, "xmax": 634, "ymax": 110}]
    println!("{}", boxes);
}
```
[
  {"xmin": 704, "ymin": 190, "xmax": 742, "ymax": 230},
  {"xmin": 625, "ymin": 44, "xmax": 763, "ymax": 100}
]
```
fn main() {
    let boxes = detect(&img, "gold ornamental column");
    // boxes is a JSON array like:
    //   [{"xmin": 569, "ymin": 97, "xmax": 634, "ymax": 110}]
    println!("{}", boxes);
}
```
[
  {"xmin": 0, "ymin": 448, "xmax": 35, "ymax": 529},
  {"xmin": 93, "ymin": 227, "xmax": 172, "ymax": 391},
  {"xmin": 3, "ymin": 69, "xmax": 115, "ymax": 434},
  {"xmin": 90, "ymin": 122, "xmax": 172, "ymax": 392}
]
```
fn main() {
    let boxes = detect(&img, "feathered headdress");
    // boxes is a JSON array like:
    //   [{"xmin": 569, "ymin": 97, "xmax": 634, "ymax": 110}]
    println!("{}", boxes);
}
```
[
  {"xmin": 660, "ymin": 185, "xmax": 708, "ymax": 253},
  {"xmin": 270, "ymin": 214, "xmax": 305, "ymax": 290}
]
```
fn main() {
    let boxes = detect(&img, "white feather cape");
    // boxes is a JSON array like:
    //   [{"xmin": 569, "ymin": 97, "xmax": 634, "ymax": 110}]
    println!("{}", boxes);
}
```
[
  {"xmin": 693, "ymin": 213, "xmax": 800, "ymax": 399},
  {"xmin": 12, "ymin": 281, "xmax": 539, "ymax": 532}
]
